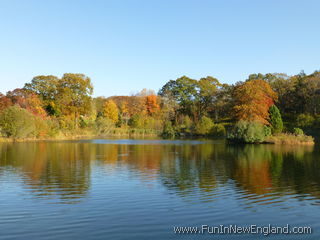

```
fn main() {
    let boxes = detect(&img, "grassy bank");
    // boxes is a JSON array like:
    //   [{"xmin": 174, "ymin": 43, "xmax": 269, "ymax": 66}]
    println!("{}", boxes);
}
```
[
  {"xmin": 266, "ymin": 133, "xmax": 315, "ymax": 145},
  {"xmin": 0, "ymin": 127, "xmax": 161, "ymax": 142}
]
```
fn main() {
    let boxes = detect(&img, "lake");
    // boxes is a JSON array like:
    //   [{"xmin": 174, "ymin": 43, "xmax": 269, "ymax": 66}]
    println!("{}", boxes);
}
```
[{"xmin": 0, "ymin": 139, "xmax": 319, "ymax": 239}]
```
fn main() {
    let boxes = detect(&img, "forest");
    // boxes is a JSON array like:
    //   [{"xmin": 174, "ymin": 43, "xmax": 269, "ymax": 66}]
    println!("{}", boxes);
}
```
[{"xmin": 0, "ymin": 71, "xmax": 318, "ymax": 144}]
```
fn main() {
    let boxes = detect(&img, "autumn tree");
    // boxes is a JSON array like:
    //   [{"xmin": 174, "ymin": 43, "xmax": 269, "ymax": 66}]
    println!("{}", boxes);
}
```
[
  {"xmin": 120, "ymin": 101, "xmax": 130, "ymax": 125},
  {"xmin": 247, "ymin": 73, "xmax": 294, "ymax": 116},
  {"xmin": 145, "ymin": 94, "xmax": 160, "ymax": 115},
  {"xmin": 103, "ymin": 100, "xmax": 119, "ymax": 123},
  {"xmin": 24, "ymin": 75, "xmax": 60, "ymax": 116},
  {"xmin": 6, "ymin": 88, "xmax": 46, "ymax": 117},
  {"xmin": 233, "ymin": 79, "xmax": 277, "ymax": 124},
  {"xmin": 0, "ymin": 93, "xmax": 12, "ymax": 112},
  {"xmin": 56, "ymin": 73, "xmax": 93, "ymax": 124}
]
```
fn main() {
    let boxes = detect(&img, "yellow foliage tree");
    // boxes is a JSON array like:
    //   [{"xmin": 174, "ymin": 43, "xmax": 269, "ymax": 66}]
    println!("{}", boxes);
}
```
[
  {"xmin": 103, "ymin": 100, "xmax": 119, "ymax": 123},
  {"xmin": 120, "ymin": 101, "xmax": 130, "ymax": 125}
]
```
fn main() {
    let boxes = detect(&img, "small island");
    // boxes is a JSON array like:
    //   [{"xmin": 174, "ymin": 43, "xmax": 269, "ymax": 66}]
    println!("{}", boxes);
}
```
[{"xmin": 0, "ymin": 72, "xmax": 317, "ymax": 145}]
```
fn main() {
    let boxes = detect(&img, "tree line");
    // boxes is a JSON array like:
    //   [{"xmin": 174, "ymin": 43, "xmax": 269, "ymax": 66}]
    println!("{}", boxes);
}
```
[{"xmin": 0, "ymin": 70, "xmax": 319, "ymax": 141}]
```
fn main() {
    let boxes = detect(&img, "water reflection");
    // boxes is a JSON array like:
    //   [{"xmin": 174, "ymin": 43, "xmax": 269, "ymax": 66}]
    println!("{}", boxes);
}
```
[
  {"xmin": 0, "ymin": 140, "xmax": 319, "ymax": 205},
  {"xmin": 0, "ymin": 142, "xmax": 91, "ymax": 203}
]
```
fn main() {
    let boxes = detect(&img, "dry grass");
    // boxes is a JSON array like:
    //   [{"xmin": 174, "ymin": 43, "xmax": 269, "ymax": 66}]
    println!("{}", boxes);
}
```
[
  {"xmin": 0, "ymin": 128, "xmax": 161, "ymax": 142},
  {"xmin": 266, "ymin": 133, "xmax": 315, "ymax": 145}
]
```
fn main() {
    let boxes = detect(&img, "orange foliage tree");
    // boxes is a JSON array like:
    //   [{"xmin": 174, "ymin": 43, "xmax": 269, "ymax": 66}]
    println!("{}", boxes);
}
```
[
  {"xmin": 6, "ymin": 88, "xmax": 46, "ymax": 117},
  {"xmin": 145, "ymin": 95, "xmax": 160, "ymax": 115},
  {"xmin": 108, "ymin": 95, "xmax": 148, "ymax": 117},
  {"xmin": 233, "ymin": 79, "xmax": 278, "ymax": 124}
]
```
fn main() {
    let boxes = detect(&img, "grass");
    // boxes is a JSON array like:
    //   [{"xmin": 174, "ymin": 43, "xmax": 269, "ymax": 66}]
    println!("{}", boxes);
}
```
[
  {"xmin": 0, "ymin": 127, "xmax": 161, "ymax": 142},
  {"xmin": 266, "ymin": 133, "xmax": 315, "ymax": 145},
  {"xmin": 101, "ymin": 128, "xmax": 161, "ymax": 137}
]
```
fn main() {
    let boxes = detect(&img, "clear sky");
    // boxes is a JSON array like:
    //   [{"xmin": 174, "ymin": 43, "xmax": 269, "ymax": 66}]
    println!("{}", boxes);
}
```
[{"xmin": 0, "ymin": 0, "xmax": 319, "ymax": 97}]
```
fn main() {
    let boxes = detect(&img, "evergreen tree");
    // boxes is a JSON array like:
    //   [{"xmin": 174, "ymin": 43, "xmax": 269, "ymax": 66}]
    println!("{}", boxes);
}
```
[{"xmin": 269, "ymin": 105, "xmax": 283, "ymax": 134}]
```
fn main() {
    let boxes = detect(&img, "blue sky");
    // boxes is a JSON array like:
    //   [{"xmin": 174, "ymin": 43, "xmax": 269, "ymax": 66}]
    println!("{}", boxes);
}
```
[{"xmin": 0, "ymin": 0, "xmax": 319, "ymax": 97}]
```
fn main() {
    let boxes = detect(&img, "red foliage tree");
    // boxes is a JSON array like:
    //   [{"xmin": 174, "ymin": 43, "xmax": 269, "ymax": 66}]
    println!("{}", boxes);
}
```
[
  {"xmin": 6, "ymin": 88, "xmax": 46, "ymax": 117},
  {"xmin": 0, "ymin": 93, "xmax": 12, "ymax": 112}
]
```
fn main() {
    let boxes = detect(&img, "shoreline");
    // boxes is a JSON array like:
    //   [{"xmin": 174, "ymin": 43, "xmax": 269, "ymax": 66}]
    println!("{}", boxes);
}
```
[
  {"xmin": 0, "ymin": 135, "xmax": 315, "ymax": 145},
  {"xmin": 0, "ymin": 133, "xmax": 162, "ymax": 143}
]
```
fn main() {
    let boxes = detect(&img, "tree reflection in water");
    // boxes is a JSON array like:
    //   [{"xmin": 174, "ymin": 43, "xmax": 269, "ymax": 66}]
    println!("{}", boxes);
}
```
[{"xmin": 0, "ymin": 140, "xmax": 319, "ymax": 205}]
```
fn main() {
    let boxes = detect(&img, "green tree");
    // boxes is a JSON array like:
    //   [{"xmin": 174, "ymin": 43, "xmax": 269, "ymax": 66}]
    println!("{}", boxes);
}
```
[
  {"xmin": 296, "ymin": 114, "xmax": 314, "ymax": 128},
  {"xmin": 159, "ymin": 75, "xmax": 222, "ymax": 121},
  {"xmin": 214, "ymin": 84, "xmax": 234, "ymax": 121},
  {"xmin": 0, "ymin": 105, "xmax": 36, "ymax": 138},
  {"xmin": 162, "ymin": 121, "xmax": 176, "ymax": 138},
  {"xmin": 269, "ymin": 105, "xmax": 283, "ymax": 134},
  {"xmin": 129, "ymin": 114, "xmax": 145, "ymax": 128},
  {"xmin": 24, "ymin": 75, "xmax": 59, "ymax": 101},
  {"xmin": 195, "ymin": 116, "xmax": 214, "ymax": 135},
  {"xmin": 228, "ymin": 121, "xmax": 266, "ymax": 143},
  {"xmin": 197, "ymin": 76, "xmax": 221, "ymax": 119},
  {"xmin": 211, "ymin": 124, "xmax": 226, "ymax": 137},
  {"xmin": 178, "ymin": 115, "xmax": 193, "ymax": 133},
  {"xmin": 293, "ymin": 128, "xmax": 304, "ymax": 136},
  {"xmin": 159, "ymin": 76, "xmax": 198, "ymax": 118}
]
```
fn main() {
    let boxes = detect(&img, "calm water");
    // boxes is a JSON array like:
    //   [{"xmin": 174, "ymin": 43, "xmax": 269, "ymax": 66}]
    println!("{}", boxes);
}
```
[{"xmin": 0, "ymin": 139, "xmax": 320, "ymax": 240}]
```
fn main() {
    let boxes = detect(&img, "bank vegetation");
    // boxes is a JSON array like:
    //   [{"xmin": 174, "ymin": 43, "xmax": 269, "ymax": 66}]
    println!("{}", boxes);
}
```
[{"xmin": 0, "ymin": 71, "xmax": 318, "ymax": 144}]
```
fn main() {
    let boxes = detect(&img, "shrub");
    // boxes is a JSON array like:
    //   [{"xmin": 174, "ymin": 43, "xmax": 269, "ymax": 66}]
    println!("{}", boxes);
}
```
[
  {"xmin": 0, "ymin": 105, "xmax": 36, "ymax": 138},
  {"xmin": 34, "ymin": 117, "xmax": 50, "ymax": 137},
  {"xmin": 211, "ymin": 124, "xmax": 226, "ymax": 137},
  {"xmin": 46, "ymin": 119, "xmax": 60, "ymax": 137},
  {"xmin": 129, "ymin": 115, "xmax": 162, "ymax": 131},
  {"xmin": 228, "ymin": 121, "xmax": 266, "ymax": 143},
  {"xmin": 129, "ymin": 114, "xmax": 144, "ymax": 129},
  {"xmin": 296, "ymin": 114, "xmax": 314, "ymax": 128},
  {"xmin": 79, "ymin": 116, "xmax": 89, "ymax": 128},
  {"xmin": 178, "ymin": 115, "xmax": 193, "ymax": 133},
  {"xmin": 263, "ymin": 125, "xmax": 272, "ymax": 137},
  {"xmin": 195, "ymin": 116, "xmax": 214, "ymax": 135},
  {"xmin": 313, "ymin": 115, "xmax": 320, "ymax": 128},
  {"xmin": 269, "ymin": 105, "xmax": 283, "ymax": 133},
  {"xmin": 95, "ymin": 117, "xmax": 114, "ymax": 135},
  {"xmin": 45, "ymin": 101, "xmax": 61, "ymax": 116},
  {"xmin": 162, "ymin": 121, "xmax": 175, "ymax": 138},
  {"xmin": 57, "ymin": 117, "xmax": 76, "ymax": 130},
  {"xmin": 144, "ymin": 116, "xmax": 162, "ymax": 131},
  {"xmin": 267, "ymin": 133, "xmax": 314, "ymax": 145},
  {"xmin": 293, "ymin": 127, "xmax": 304, "ymax": 136}
]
